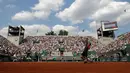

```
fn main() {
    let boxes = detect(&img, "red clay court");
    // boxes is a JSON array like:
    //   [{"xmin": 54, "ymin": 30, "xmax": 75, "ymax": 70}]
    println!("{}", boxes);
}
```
[{"xmin": 0, "ymin": 62, "xmax": 130, "ymax": 73}]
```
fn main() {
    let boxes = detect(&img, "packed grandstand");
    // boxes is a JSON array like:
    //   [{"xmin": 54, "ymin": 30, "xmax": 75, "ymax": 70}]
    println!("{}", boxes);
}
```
[{"xmin": 0, "ymin": 32, "xmax": 130, "ymax": 62}]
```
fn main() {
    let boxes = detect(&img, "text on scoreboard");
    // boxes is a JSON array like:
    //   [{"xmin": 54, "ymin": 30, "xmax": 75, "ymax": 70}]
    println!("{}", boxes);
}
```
[{"xmin": 102, "ymin": 21, "xmax": 118, "ymax": 31}]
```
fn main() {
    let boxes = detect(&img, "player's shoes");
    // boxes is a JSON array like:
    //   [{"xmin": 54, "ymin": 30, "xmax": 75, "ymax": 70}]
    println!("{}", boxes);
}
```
[
  {"xmin": 84, "ymin": 59, "xmax": 87, "ymax": 64},
  {"xmin": 84, "ymin": 61, "xmax": 87, "ymax": 64},
  {"xmin": 84, "ymin": 58, "xmax": 93, "ymax": 64}
]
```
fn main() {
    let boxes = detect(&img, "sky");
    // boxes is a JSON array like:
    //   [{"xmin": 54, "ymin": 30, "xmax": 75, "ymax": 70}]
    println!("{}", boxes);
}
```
[{"xmin": 0, "ymin": 0, "xmax": 130, "ymax": 38}]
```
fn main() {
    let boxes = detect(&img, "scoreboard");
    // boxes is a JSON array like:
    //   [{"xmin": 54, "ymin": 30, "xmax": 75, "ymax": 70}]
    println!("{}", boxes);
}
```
[
  {"xmin": 97, "ymin": 21, "xmax": 118, "ymax": 39},
  {"xmin": 102, "ymin": 21, "xmax": 118, "ymax": 31}
]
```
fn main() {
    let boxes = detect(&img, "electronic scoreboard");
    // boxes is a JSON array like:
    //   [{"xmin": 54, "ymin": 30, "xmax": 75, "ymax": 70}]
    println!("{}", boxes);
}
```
[{"xmin": 102, "ymin": 21, "xmax": 118, "ymax": 31}]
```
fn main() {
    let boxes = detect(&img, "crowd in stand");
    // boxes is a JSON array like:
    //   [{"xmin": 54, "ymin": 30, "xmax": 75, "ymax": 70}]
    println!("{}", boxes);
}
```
[
  {"xmin": 19, "ymin": 36, "xmax": 103, "ymax": 57},
  {"xmin": 0, "ymin": 32, "xmax": 130, "ymax": 59},
  {"xmin": 100, "ymin": 32, "xmax": 130, "ymax": 54},
  {"xmin": 0, "ymin": 35, "xmax": 19, "ymax": 56}
]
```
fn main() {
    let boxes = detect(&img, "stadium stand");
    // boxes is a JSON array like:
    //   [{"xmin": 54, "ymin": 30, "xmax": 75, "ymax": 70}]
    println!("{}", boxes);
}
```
[
  {"xmin": 0, "ymin": 35, "xmax": 20, "ymax": 61},
  {"xmin": 99, "ymin": 32, "xmax": 130, "ymax": 61},
  {"xmin": 18, "ymin": 36, "xmax": 103, "ymax": 61},
  {"xmin": 101, "ymin": 32, "xmax": 130, "ymax": 54},
  {"xmin": 0, "ymin": 32, "xmax": 130, "ymax": 62}
]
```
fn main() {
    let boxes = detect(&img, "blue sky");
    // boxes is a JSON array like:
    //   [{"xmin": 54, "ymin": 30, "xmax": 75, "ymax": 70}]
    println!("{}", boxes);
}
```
[{"xmin": 0, "ymin": 0, "xmax": 130, "ymax": 38}]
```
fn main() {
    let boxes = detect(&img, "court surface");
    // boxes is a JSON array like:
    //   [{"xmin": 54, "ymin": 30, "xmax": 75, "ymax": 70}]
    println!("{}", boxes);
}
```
[{"xmin": 0, "ymin": 62, "xmax": 130, "ymax": 73}]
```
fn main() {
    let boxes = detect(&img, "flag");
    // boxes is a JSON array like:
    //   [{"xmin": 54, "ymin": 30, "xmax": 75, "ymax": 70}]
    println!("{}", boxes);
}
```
[
  {"xmin": 82, "ymin": 29, "xmax": 85, "ymax": 32},
  {"xmin": 37, "ymin": 29, "xmax": 38, "ymax": 33},
  {"xmin": 124, "ymin": 9, "xmax": 126, "ymax": 12}
]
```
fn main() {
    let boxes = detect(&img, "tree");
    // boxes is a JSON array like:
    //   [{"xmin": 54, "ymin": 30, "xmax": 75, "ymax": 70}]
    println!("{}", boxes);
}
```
[
  {"xmin": 58, "ymin": 30, "xmax": 68, "ymax": 36},
  {"xmin": 45, "ymin": 31, "xmax": 56, "ymax": 35}
]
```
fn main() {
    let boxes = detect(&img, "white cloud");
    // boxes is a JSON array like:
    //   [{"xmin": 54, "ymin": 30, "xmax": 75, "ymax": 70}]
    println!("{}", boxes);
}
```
[
  {"xmin": 52, "ymin": 24, "xmax": 97, "ymax": 37},
  {"xmin": 0, "ymin": 24, "xmax": 97, "ymax": 38},
  {"xmin": 22, "ymin": 24, "xmax": 51, "ymax": 36},
  {"xmin": 56, "ymin": 0, "xmax": 112, "ymax": 24},
  {"xmin": 88, "ymin": 1, "xmax": 130, "ymax": 29},
  {"xmin": 53, "ymin": 25, "xmax": 78, "ymax": 31},
  {"xmin": 32, "ymin": 0, "xmax": 64, "ymax": 11},
  {"xmin": 12, "ymin": 11, "xmax": 34, "ymax": 21},
  {"xmin": 52, "ymin": 24, "xmax": 78, "ymax": 35},
  {"xmin": 56, "ymin": 0, "xmax": 130, "ymax": 29},
  {"xmin": 116, "ymin": 4, "xmax": 130, "ymax": 25},
  {"xmin": 0, "ymin": 27, "xmax": 8, "ymax": 38},
  {"xmin": 78, "ymin": 30, "xmax": 97, "ymax": 38},
  {"xmin": 117, "ymin": 12, "xmax": 130, "ymax": 25},
  {"xmin": 0, "ymin": 24, "xmax": 51, "ymax": 38},
  {"xmin": 33, "ymin": 10, "xmax": 50, "ymax": 19},
  {"xmin": 91, "ymin": 1, "xmax": 128, "ymax": 21},
  {"xmin": 12, "ymin": 0, "xmax": 64, "ymax": 21},
  {"xmin": 12, "ymin": 10, "xmax": 51, "ymax": 21},
  {"xmin": 89, "ymin": 21, "xmax": 101, "ymax": 29},
  {"xmin": 5, "ymin": 4, "xmax": 16, "ymax": 8}
]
